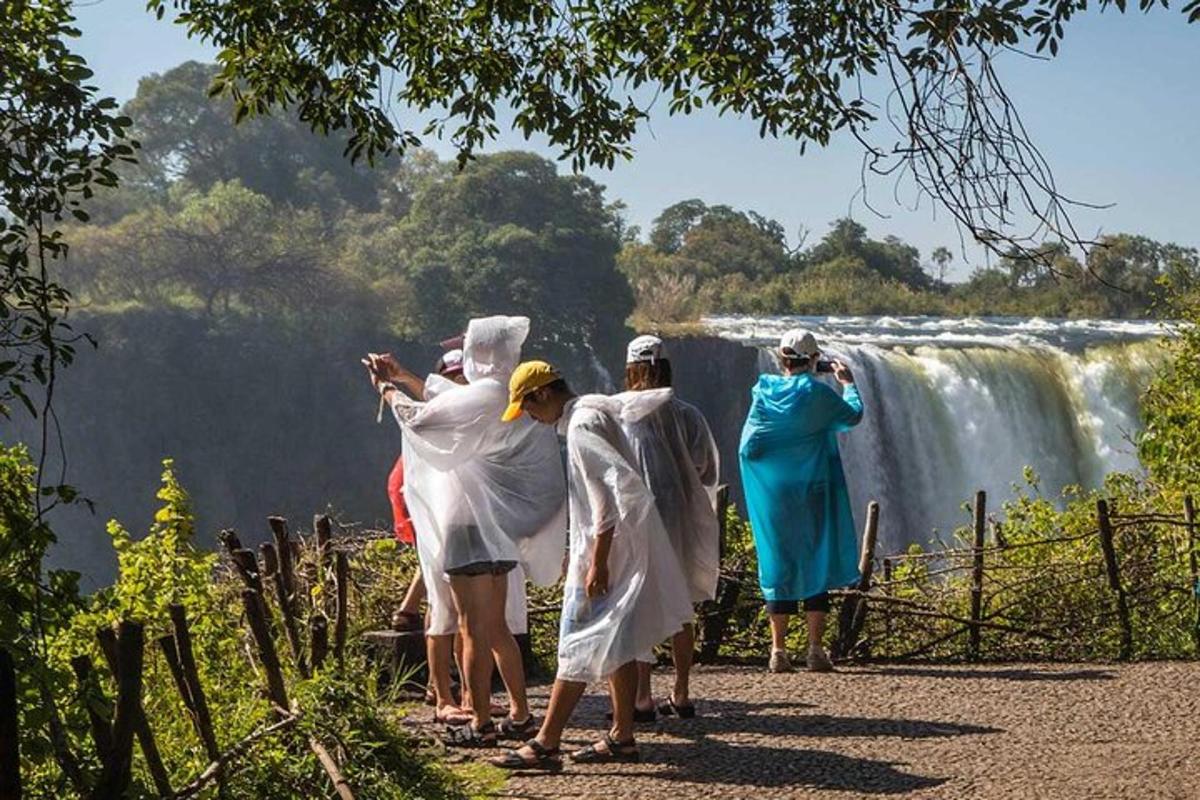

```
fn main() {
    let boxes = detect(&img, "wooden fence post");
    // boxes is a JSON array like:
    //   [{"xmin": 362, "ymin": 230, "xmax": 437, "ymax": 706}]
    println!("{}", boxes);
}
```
[
  {"xmin": 94, "ymin": 621, "xmax": 145, "ymax": 800},
  {"xmin": 96, "ymin": 625, "xmax": 172, "ymax": 797},
  {"xmin": 260, "ymin": 542, "xmax": 308, "ymax": 676},
  {"xmin": 698, "ymin": 485, "xmax": 733, "ymax": 664},
  {"xmin": 241, "ymin": 589, "xmax": 291, "ymax": 711},
  {"xmin": 315, "ymin": 515, "xmax": 333, "ymax": 576},
  {"xmin": 334, "ymin": 552, "xmax": 350, "ymax": 670},
  {"xmin": 834, "ymin": 500, "xmax": 880, "ymax": 660},
  {"xmin": 268, "ymin": 517, "xmax": 298, "ymax": 604},
  {"xmin": 1184, "ymin": 496, "xmax": 1199, "ymax": 653},
  {"xmin": 882, "ymin": 558, "xmax": 893, "ymax": 646},
  {"xmin": 168, "ymin": 606, "xmax": 223, "ymax": 778},
  {"xmin": 311, "ymin": 616, "xmax": 330, "ymax": 672},
  {"xmin": 70, "ymin": 655, "xmax": 113, "ymax": 759},
  {"xmin": 1096, "ymin": 499, "xmax": 1133, "ymax": 660},
  {"xmin": 969, "ymin": 491, "xmax": 987, "ymax": 661},
  {"xmin": 1, "ymin": 648, "xmax": 22, "ymax": 800}
]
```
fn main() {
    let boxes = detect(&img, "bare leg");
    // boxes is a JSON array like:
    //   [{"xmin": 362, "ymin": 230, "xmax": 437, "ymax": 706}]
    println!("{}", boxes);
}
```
[
  {"xmin": 531, "ymin": 679, "xmax": 588, "ymax": 750},
  {"xmin": 805, "ymin": 611, "xmax": 826, "ymax": 648},
  {"xmin": 770, "ymin": 613, "xmax": 790, "ymax": 651},
  {"xmin": 489, "ymin": 573, "xmax": 530, "ymax": 721},
  {"xmin": 449, "ymin": 573, "xmax": 495, "ymax": 729},
  {"xmin": 634, "ymin": 662, "xmax": 654, "ymax": 712},
  {"xmin": 427, "ymin": 634, "xmax": 458, "ymax": 713},
  {"xmin": 608, "ymin": 660, "xmax": 639, "ymax": 744},
  {"xmin": 399, "ymin": 567, "xmax": 426, "ymax": 616},
  {"xmin": 670, "ymin": 623, "xmax": 695, "ymax": 706}
]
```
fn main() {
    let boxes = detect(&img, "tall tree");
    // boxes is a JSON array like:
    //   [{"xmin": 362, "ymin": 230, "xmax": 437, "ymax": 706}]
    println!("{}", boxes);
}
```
[
  {"xmin": 147, "ymin": 0, "xmax": 1200, "ymax": 262},
  {"xmin": 121, "ymin": 61, "xmax": 390, "ymax": 213},
  {"xmin": 931, "ymin": 246, "xmax": 954, "ymax": 284},
  {"xmin": 350, "ymin": 151, "xmax": 633, "ymax": 370}
]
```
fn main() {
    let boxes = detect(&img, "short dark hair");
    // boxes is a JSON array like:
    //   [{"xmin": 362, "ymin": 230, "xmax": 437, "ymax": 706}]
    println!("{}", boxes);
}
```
[
  {"xmin": 544, "ymin": 378, "xmax": 570, "ymax": 395},
  {"xmin": 624, "ymin": 359, "xmax": 672, "ymax": 391}
]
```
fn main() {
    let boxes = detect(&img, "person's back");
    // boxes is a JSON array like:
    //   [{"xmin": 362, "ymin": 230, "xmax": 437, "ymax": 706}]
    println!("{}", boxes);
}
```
[
  {"xmin": 740, "ymin": 372, "xmax": 862, "ymax": 479},
  {"xmin": 625, "ymin": 397, "xmax": 720, "ymax": 601},
  {"xmin": 738, "ymin": 329, "xmax": 863, "ymax": 674}
]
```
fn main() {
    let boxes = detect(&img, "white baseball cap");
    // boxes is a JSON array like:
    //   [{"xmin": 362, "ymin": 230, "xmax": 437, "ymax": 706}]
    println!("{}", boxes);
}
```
[
  {"xmin": 778, "ymin": 329, "xmax": 819, "ymax": 359},
  {"xmin": 626, "ymin": 334, "xmax": 666, "ymax": 365}
]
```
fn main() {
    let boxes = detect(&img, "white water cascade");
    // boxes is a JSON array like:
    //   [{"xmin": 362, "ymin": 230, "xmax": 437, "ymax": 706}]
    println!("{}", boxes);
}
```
[{"xmin": 704, "ymin": 315, "xmax": 1169, "ymax": 552}]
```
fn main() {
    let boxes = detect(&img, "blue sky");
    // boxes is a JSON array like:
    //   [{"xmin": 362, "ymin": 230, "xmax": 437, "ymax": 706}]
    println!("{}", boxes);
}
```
[{"xmin": 72, "ymin": 2, "xmax": 1198, "ymax": 280}]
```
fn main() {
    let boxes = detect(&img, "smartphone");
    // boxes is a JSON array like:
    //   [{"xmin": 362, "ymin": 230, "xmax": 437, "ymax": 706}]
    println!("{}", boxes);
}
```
[{"xmin": 815, "ymin": 360, "xmax": 835, "ymax": 374}]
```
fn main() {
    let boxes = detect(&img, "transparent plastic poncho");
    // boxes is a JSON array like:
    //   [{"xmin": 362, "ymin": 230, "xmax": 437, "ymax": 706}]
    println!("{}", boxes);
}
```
[
  {"xmin": 622, "ymin": 397, "xmax": 721, "ymax": 603},
  {"xmin": 391, "ymin": 316, "xmax": 567, "ymax": 603},
  {"xmin": 556, "ymin": 391, "xmax": 695, "ymax": 684}
]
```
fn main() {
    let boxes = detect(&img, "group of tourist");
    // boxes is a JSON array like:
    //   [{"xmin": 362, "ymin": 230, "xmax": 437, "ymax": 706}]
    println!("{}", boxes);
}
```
[{"xmin": 362, "ymin": 315, "xmax": 861, "ymax": 771}]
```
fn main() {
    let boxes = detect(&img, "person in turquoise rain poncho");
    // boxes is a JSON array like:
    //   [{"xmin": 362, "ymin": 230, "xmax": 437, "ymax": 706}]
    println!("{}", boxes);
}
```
[{"xmin": 738, "ymin": 329, "xmax": 863, "ymax": 674}]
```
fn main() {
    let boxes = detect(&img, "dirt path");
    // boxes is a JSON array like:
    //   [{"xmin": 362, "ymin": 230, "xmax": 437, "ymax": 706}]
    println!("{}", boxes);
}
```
[{"xmin": 487, "ymin": 662, "xmax": 1198, "ymax": 799}]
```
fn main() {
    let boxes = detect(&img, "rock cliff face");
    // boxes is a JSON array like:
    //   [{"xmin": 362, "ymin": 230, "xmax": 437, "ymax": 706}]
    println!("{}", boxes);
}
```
[{"xmin": 661, "ymin": 335, "xmax": 760, "ymax": 508}]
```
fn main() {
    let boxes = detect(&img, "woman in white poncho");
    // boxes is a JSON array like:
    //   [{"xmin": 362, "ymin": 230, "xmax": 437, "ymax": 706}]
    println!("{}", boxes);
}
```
[
  {"xmin": 373, "ymin": 348, "xmax": 533, "ymax": 726},
  {"xmin": 492, "ymin": 361, "xmax": 693, "ymax": 771},
  {"xmin": 621, "ymin": 335, "xmax": 720, "ymax": 721},
  {"xmin": 365, "ymin": 316, "xmax": 566, "ymax": 747}
]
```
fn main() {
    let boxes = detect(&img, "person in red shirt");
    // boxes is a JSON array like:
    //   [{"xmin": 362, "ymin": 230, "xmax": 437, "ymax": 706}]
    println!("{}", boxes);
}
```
[{"xmin": 388, "ymin": 349, "xmax": 466, "ymax": 634}]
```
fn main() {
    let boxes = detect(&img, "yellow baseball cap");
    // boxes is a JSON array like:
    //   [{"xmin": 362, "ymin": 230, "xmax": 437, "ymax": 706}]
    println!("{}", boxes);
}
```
[{"xmin": 502, "ymin": 360, "xmax": 561, "ymax": 422}]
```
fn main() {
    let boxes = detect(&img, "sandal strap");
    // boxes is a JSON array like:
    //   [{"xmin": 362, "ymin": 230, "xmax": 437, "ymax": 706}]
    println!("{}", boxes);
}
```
[
  {"xmin": 525, "ymin": 739, "xmax": 559, "ymax": 757},
  {"xmin": 604, "ymin": 732, "xmax": 635, "ymax": 750}
]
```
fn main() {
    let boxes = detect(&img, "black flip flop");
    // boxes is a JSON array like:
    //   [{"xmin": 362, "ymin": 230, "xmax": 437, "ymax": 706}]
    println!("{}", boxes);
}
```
[
  {"xmin": 571, "ymin": 733, "xmax": 640, "ymax": 764},
  {"xmin": 657, "ymin": 698, "xmax": 697, "ymax": 719},
  {"xmin": 491, "ymin": 739, "xmax": 563, "ymax": 772}
]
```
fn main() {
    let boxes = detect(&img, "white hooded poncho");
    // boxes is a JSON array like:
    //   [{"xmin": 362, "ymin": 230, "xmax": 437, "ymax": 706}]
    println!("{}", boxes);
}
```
[
  {"xmin": 555, "ymin": 391, "xmax": 695, "ymax": 684},
  {"xmin": 623, "ymin": 397, "xmax": 721, "ymax": 604},
  {"xmin": 391, "ymin": 317, "xmax": 567, "ymax": 634}
]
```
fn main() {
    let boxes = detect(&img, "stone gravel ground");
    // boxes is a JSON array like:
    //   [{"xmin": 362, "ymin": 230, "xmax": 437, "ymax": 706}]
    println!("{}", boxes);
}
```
[{"xmin": 469, "ymin": 662, "xmax": 1200, "ymax": 799}]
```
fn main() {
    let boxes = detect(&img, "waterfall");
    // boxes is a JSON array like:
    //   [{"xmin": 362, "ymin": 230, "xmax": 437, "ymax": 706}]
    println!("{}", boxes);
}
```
[{"xmin": 710, "ymin": 316, "xmax": 1167, "ymax": 552}]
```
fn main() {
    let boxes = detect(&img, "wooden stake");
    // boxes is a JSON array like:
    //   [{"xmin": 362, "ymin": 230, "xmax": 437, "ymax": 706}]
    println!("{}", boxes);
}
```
[
  {"xmin": 969, "ymin": 491, "xmax": 987, "ymax": 661},
  {"xmin": 311, "ymin": 615, "xmax": 329, "ymax": 672},
  {"xmin": 217, "ymin": 529, "xmax": 244, "ymax": 555},
  {"xmin": 268, "ymin": 517, "xmax": 298, "ymax": 602},
  {"xmin": 834, "ymin": 501, "xmax": 879, "ymax": 660},
  {"xmin": 1097, "ymin": 499, "xmax": 1133, "ymax": 660},
  {"xmin": 168, "ymin": 605, "xmax": 222, "ymax": 767},
  {"xmin": 241, "ymin": 589, "xmax": 290, "ymax": 711},
  {"xmin": 230, "ymin": 549, "xmax": 264, "ymax": 595},
  {"xmin": 334, "ymin": 552, "xmax": 349, "ymax": 670},
  {"xmin": 96, "ymin": 625, "xmax": 172, "ymax": 797},
  {"xmin": 1185, "ymin": 496, "xmax": 1199, "ymax": 653},
  {"xmin": 260, "ymin": 542, "xmax": 308, "ymax": 677},
  {"xmin": 94, "ymin": 621, "xmax": 144, "ymax": 800},
  {"xmin": 70, "ymin": 654, "xmax": 113, "ymax": 759},
  {"xmin": 315, "ymin": 514, "xmax": 333, "ymax": 574},
  {"xmin": 1, "ymin": 648, "xmax": 22, "ymax": 800},
  {"xmin": 882, "ymin": 558, "xmax": 893, "ymax": 645}
]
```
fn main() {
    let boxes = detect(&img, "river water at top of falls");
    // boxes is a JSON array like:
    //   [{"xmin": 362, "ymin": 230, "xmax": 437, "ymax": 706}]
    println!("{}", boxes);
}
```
[{"xmin": 702, "ymin": 315, "xmax": 1171, "ymax": 552}]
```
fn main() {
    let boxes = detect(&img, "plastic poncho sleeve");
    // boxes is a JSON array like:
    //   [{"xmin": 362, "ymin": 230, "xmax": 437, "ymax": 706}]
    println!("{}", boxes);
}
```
[
  {"xmin": 826, "ymin": 383, "xmax": 864, "ymax": 432},
  {"xmin": 682, "ymin": 403, "xmax": 720, "ymax": 489},
  {"xmin": 389, "ymin": 381, "xmax": 496, "ymax": 472}
]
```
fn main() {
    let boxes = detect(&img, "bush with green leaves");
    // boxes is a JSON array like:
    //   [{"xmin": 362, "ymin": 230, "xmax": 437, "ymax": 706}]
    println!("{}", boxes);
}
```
[{"xmin": 8, "ymin": 457, "xmax": 486, "ymax": 799}]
